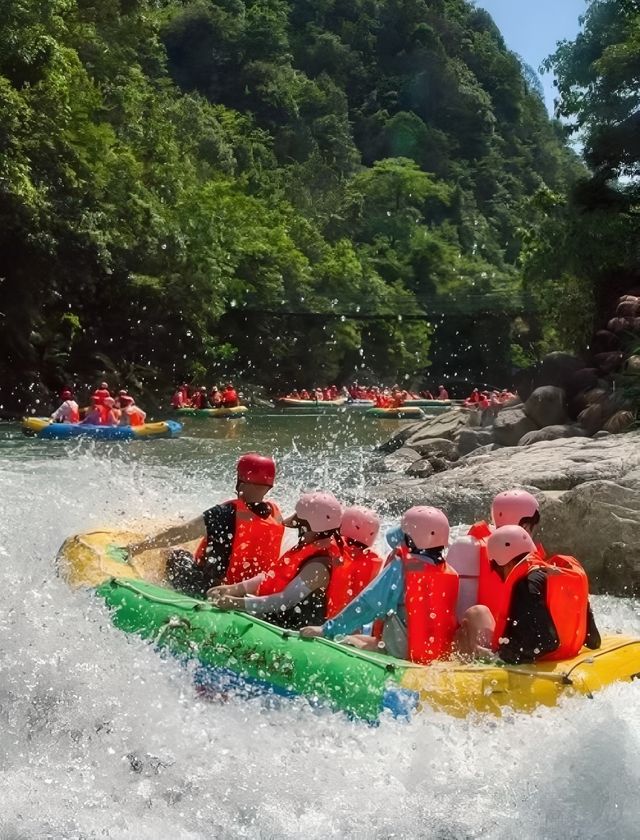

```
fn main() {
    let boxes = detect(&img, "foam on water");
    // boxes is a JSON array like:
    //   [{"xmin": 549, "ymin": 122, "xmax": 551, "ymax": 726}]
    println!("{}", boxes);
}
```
[{"xmin": 1, "ymin": 426, "xmax": 640, "ymax": 839}]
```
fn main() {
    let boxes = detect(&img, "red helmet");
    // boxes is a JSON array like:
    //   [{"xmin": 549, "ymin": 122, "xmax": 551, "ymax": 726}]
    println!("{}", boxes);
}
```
[
  {"xmin": 491, "ymin": 490, "xmax": 539, "ymax": 527},
  {"xmin": 120, "ymin": 395, "xmax": 134, "ymax": 405},
  {"xmin": 91, "ymin": 395, "xmax": 101, "ymax": 404},
  {"xmin": 61, "ymin": 389, "xmax": 73, "ymax": 399},
  {"xmin": 487, "ymin": 525, "xmax": 536, "ymax": 567},
  {"xmin": 295, "ymin": 492, "xmax": 343, "ymax": 532},
  {"xmin": 236, "ymin": 453, "xmax": 276, "ymax": 487},
  {"xmin": 401, "ymin": 506, "xmax": 449, "ymax": 550},
  {"xmin": 340, "ymin": 506, "xmax": 380, "ymax": 546}
]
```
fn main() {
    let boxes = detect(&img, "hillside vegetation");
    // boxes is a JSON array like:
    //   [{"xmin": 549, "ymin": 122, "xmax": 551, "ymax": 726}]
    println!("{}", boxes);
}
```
[{"xmin": 0, "ymin": 0, "xmax": 584, "ymax": 405}]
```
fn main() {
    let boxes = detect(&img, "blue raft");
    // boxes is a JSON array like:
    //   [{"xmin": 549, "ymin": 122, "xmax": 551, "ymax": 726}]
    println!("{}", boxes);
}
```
[{"xmin": 22, "ymin": 417, "xmax": 182, "ymax": 440}]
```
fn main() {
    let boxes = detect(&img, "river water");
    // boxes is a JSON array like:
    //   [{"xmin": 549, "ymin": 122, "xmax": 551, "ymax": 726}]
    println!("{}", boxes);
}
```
[{"xmin": 1, "ymin": 412, "xmax": 640, "ymax": 839}]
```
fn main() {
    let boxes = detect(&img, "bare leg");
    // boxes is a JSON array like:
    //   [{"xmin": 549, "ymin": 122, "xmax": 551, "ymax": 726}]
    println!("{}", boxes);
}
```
[{"xmin": 453, "ymin": 605, "xmax": 495, "ymax": 657}]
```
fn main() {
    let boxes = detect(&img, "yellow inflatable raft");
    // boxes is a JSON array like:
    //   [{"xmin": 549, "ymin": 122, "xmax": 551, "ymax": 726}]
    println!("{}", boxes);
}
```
[{"xmin": 58, "ymin": 529, "xmax": 640, "ymax": 719}]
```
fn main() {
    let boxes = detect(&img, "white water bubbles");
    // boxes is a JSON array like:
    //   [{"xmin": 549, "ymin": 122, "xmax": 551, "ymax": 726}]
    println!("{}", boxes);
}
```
[{"xmin": 1, "ymin": 434, "xmax": 640, "ymax": 837}]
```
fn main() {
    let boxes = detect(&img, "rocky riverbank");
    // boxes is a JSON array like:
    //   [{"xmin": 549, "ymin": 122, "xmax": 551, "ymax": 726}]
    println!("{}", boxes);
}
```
[{"xmin": 372, "ymin": 407, "xmax": 640, "ymax": 597}]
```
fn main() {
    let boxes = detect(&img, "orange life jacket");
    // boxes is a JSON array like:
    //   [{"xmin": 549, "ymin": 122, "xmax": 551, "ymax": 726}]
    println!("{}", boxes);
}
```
[
  {"xmin": 256, "ymin": 535, "xmax": 341, "ymax": 599},
  {"xmin": 194, "ymin": 499, "xmax": 284, "ymax": 584},
  {"xmin": 127, "ymin": 407, "xmax": 146, "ymax": 427},
  {"xmin": 492, "ymin": 553, "xmax": 589, "ymax": 661},
  {"xmin": 68, "ymin": 403, "xmax": 80, "ymax": 423},
  {"xmin": 471, "ymin": 521, "xmax": 546, "ymax": 621},
  {"xmin": 398, "ymin": 545, "xmax": 459, "ymax": 664},
  {"xmin": 326, "ymin": 541, "xmax": 383, "ymax": 618}
]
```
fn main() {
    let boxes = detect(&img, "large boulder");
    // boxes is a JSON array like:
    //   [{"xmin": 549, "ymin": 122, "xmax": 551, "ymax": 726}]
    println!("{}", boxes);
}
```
[
  {"xmin": 538, "ymin": 352, "xmax": 585, "ymax": 389},
  {"xmin": 523, "ymin": 386, "xmax": 568, "ymax": 428},
  {"xmin": 403, "ymin": 409, "xmax": 468, "ymax": 446},
  {"xmin": 456, "ymin": 427, "xmax": 495, "ymax": 456},
  {"xmin": 518, "ymin": 424, "xmax": 585, "ymax": 446},
  {"xmin": 370, "ymin": 431, "xmax": 640, "ymax": 593},
  {"xmin": 492, "ymin": 407, "xmax": 538, "ymax": 447},
  {"xmin": 539, "ymin": 479, "xmax": 640, "ymax": 594}
]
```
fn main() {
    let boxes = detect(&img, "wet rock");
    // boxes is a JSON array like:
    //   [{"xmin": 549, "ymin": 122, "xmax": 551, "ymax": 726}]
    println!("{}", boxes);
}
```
[
  {"xmin": 603, "ymin": 409, "xmax": 635, "ymax": 434},
  {"xmin": 518, "ymin": 424, "xmax": 585, "ymax": 446},
  {"xmin": 408, "ymin": 437, "xmax": 459, "ymax": 461},
  {"xmin": 492, "ymin": 407, "xmax": 538, "ymax": 447},
  {"xmin": 456, "ymin": 428, "xmax": 494, "ymax": 456},
  {"xmin": 382, "ymin": 447, "xmax": 422, "ymax": 472},
  {"xmin": 403, "ymin": 409, "xmax": 468, "ymax": 446},
  {"xmin": 569, "ymin": 384, "xmax": 609, "ymax": 418},
  {"xmin": 600, "ymin": 543, "xmax": 640, "ymax": 597},
  {"xmin": 406, "ymin": 459, "xmax": 435, "ymax": 478},
  {"xmin": 524, "ymin": 386, "xmax": 568, "ymax": 428},
  {"xmin": 377, "ymin": 420, "xmax": 431, "ymax": 454},
  {"xmin": 540, "ymin": 478, "xmax": 640, "ymax": 593}
]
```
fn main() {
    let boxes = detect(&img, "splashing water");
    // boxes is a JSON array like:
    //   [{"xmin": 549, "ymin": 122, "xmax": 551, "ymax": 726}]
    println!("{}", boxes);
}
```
[{"xmin": 1, "ymin": 416, "xmax": 640, "ymax": 838}]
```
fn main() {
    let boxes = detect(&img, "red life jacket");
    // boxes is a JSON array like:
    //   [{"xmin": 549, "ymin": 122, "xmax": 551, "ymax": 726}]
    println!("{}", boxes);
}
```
[
  {"xmin": 492, "ymin": 553, "xmax": 589, "ymax": 661},
  {"xmin": 194, "ymin": 499, "xmax": 284, "ymax": 584},
  {"xmin": 171, "ymin": 392, "xmax": 183, "ymax": 409},
  {"xmin": 68, "ymin": 403, "xmax": 80, "ymax": 423},
  {"xmin": 398, "ymin": 545, "xmax": 459, "ymax": 664},
  {"xmin": 256, "ymin": 536, "xmax": 341, "ymax": 598},
  {"xmin": 326, "ymin": 541, "xmax": 383, "ymax": 618},
  {"xmin": 471, "ymin": 521, "xmax": 546, "ymax": 621}
]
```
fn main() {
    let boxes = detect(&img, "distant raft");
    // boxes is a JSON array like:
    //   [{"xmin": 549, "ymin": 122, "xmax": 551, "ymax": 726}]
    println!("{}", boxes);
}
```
[
  {"xmin": 275, "ymin": 397, "xmax": 347, "ymax": 413},
  {"xmin": 174, "ymin": 406, "xmax": 248, "ymax": 419},
  {"xmin": 57, "ymin": 528, "xmax": 640, "ymax": 721},
  {"xmin": 365, "ymin": 406, "xmax": 426, "ymax": 420},
  {"xmin": 22, "ymin": 417, "xmax": 182, "ymax": 440}
]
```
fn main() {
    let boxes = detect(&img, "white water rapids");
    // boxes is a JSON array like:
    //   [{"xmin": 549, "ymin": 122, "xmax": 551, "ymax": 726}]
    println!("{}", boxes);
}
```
[{"xmin": 1, "ymin": 419, "xmax": 640, "ymax": 839}]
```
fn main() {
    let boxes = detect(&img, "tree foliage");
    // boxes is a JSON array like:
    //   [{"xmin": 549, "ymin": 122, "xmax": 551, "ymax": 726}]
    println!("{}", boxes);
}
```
[{"xmin": 0, "ymin": 0, "xmax": 582, "ymax": 406}]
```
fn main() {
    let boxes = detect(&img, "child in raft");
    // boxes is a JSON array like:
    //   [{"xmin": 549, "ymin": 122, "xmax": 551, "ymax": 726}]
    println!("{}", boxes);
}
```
[{"xmin": 300, "ymin": 506, "xmax": 459, "ymax": 665}]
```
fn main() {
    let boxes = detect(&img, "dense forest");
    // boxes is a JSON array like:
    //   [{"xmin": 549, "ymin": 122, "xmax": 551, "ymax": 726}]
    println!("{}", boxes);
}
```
[{"xmin": 0, "ymin": 0, "xmax": 636, "ymax": 408}]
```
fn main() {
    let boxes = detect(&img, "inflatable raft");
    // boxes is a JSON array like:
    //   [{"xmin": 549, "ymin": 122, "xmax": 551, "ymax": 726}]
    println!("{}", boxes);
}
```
[
  {"xmin": 275, "ymin": 397, "xmax": 347, "ymax": 414},
  {"xmin": 365, "ymin": 407, "xmax": 426, "ymax": 420},
  {"xmin": 403, "ymin": 399, "xmax": 456, "ymax": 414},
  {"xmin": 23, "ymin": 417, "xmax": 182, "ymax": 440},
  {"xmin": 175, "ymin": 406, "xmax": 248, "ymax": 419},
  {"xmin": 57, "ymin": 529, "xmax": 640, "ymax": 720}
]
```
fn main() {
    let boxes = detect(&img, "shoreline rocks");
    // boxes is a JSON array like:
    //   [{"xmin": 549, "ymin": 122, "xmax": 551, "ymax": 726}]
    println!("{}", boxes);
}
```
[{"xmin": 372, "ymin": 407, "xmax": 640, "ymax": 594}]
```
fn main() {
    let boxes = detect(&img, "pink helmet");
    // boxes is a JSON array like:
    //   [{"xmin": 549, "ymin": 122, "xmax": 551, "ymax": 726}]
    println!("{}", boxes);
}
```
[
  {"xmin": 295, "ymin": 492, "xmax": 343, "ymax": 532},
  {"xmin": 487, "ymin": 525, "xmax": 536, "ymax": 567},
  {"xmin": 401, "ymin": 506, "xmax": 450, "ymax": 550},
  {"xmin": 491, "ymin": 489, "xmax": 539, "ymax": 526},
  {"xmin": 341, "ymin": 506, "xmax": 380, "ymax": 547}
]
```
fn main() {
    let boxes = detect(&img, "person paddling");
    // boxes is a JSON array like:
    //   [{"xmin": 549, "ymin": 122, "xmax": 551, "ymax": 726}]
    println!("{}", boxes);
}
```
[
  {"xmin": 127, "ymin": 453, "xmax": 284, "ymax": 597},
  {"xmin": 207, "ymin": 492, "xmax": 344, "ymax": 630}
]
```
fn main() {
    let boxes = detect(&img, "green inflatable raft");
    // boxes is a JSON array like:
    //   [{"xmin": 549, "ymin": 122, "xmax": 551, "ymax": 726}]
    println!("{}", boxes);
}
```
[{"xmin": 58, "ymin": 529, "xmax": 640, "ymax": 721}]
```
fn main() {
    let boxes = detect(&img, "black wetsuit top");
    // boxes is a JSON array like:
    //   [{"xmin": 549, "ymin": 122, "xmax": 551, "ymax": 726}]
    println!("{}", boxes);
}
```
[
  {"xmin": 258, "ymin": 554, "xmax": 333, "ymax": 631},
  {"xmin": 499, "ymin": 569, "xmax": 601, "ymax": 665},
  {"xmin": 166, "ymin": 501, "xmax": 273, "ymax": 597}
]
